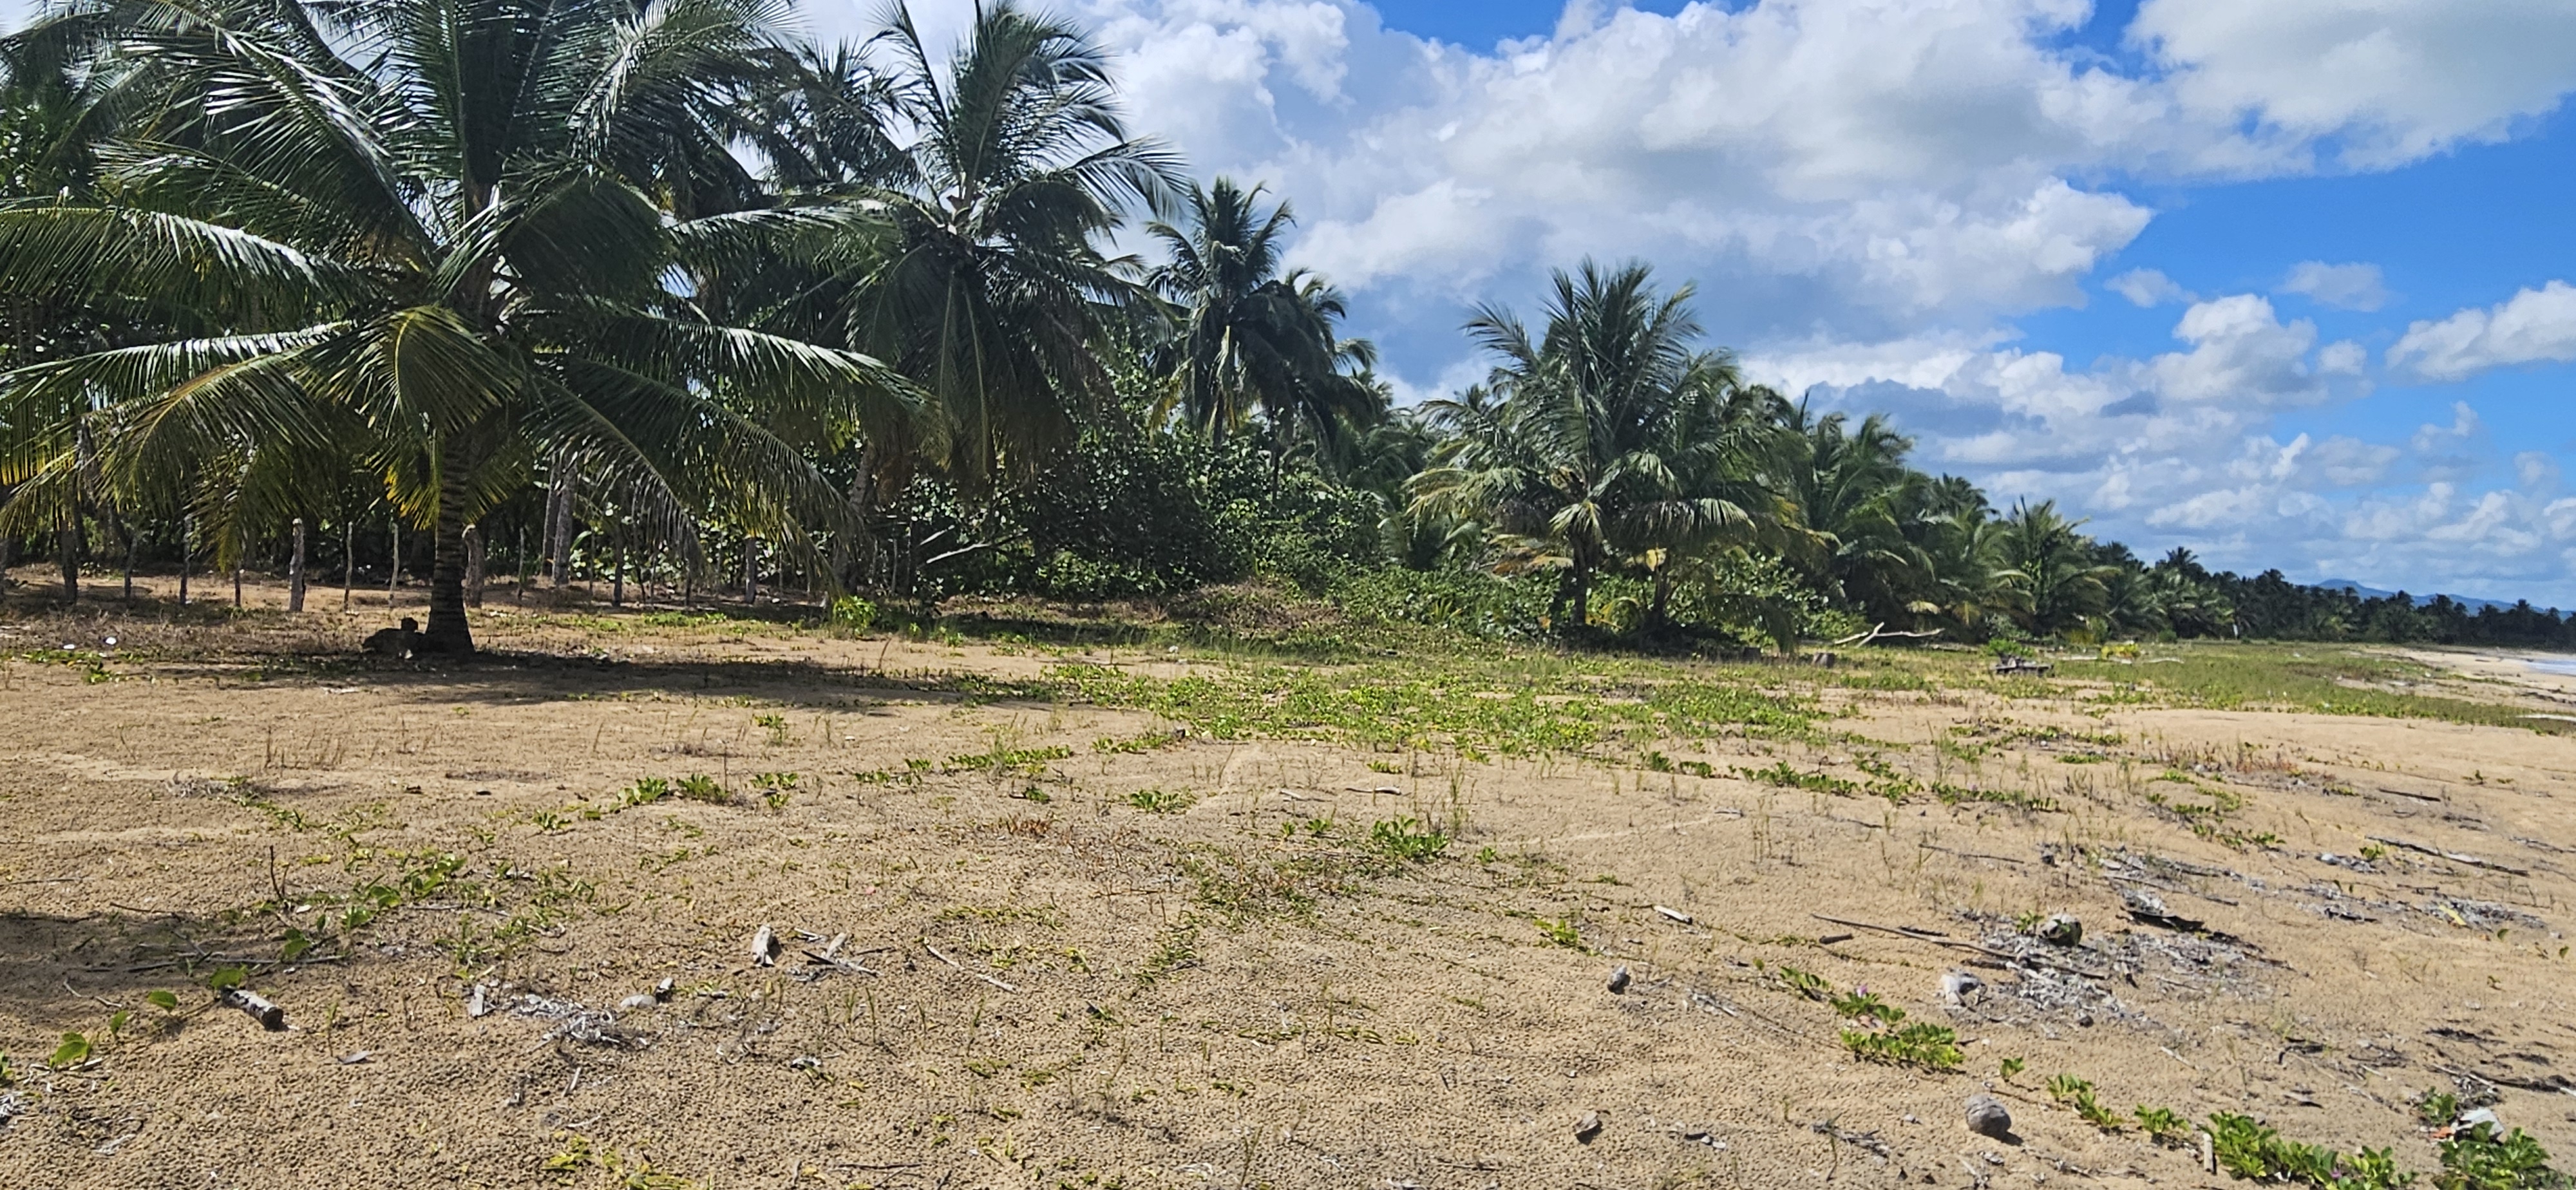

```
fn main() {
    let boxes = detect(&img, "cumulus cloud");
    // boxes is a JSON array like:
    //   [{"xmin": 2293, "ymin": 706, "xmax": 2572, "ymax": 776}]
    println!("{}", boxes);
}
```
[
  {"xmin": 2278, "ymin": 261, "xmax": 2389, "ymax": 311},
  {"xmin": 808, "ymin": 0, "xmax": 2576, "ymax": 364},
  {"xmin": 2107, "ymin": 268, "xmax": 2192, "ymax": 307},
  {"xmin": 2387, "ymin": 280, "xmax": 2576, "ymax": 381},
  {"xmin": 2130, "ymin": 0, "xmax": 2576, "ymax": 169}
]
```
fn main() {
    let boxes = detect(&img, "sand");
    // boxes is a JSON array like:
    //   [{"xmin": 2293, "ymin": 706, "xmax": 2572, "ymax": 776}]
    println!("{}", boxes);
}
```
[{"xmin": 2, "ymin": 590, "xmax": 2573, "ymax": 1189}]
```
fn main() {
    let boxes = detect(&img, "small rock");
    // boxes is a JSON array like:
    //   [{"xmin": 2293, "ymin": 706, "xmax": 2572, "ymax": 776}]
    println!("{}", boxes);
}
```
[
  {"xmin": 751, "ymin": 923, "xmax": 781, "ymax": 967},
  {"xmin": 1654, "ymin": 905, "xmax": 1694, "ymax": 925},
  {"xmin": 2074, "ymin": 1011, "xmax": 2094, "ymax": 1027},
  {"xmin": 1574, "ymin": 1110, "xmax": 1604, "ymax": 1143},
  {"xmin": 337, "ymin": 1051, "xmax": 372, "ymax": 1065},
  {"xmin": 652, "ymin": 976, "xmax": 676, "ymax": 1001},
  {"xmin": 1607, "ymin": 965, "xmax": 1633, "ymax": 995},
  {"xmin": 1940, "ymin": 970, "xmax": 1983, "ymax": 1004},
  {"xmin": 1964, "ymin": 1095, "xmax": 2012, "ymax": 1138},
  {"xmin": 618, "ymin": 994, "xmax": 656, "ymax": 1011},
  {"xmin": 466, "ymin": 983, "xmax": 491, "ymax": 1018},
  {"xmin": 2038, "ymin": 914, "xmax": 2083, "ymax": 946},
  {"xmin": 2459, "ymin": 1108, "xmax": 2501, "ymax": 1131}
]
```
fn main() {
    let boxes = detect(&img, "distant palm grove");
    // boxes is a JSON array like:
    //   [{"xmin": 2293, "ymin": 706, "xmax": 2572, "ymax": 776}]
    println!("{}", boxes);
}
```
[{"xmin": 1, "ymin": 0, "xmax": 2568, "ymax": 654}]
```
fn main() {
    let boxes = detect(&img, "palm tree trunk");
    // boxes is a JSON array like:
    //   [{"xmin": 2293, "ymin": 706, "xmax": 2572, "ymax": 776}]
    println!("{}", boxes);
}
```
[
  {"xmin": 1567, "ymin": 560, "xmax": 1591, "ymax": 630},
  {"xmin": 341, "ymin": 520, "xmax": 354, "ymax": 610},
  {"xmin": 178, "ymin": 516, "xmax": 191, "ymax": 605},
  {"xmin": 463, "ymin": 524, "xmax": 485, "ymax": 607},
  {"xmin": 287, "ymin": 518, "xmax": 307, "ymax": 612},
  {"xmin": 423, "ymin": 475, "xmax": 475, "ymax": 654},
  {"xmin": 58, "ymin": 510, "xmax": 80, "ymax": 603},
  {"xmin": 545, "ymin": 456, "xmax": 574, "ymax": 589}
]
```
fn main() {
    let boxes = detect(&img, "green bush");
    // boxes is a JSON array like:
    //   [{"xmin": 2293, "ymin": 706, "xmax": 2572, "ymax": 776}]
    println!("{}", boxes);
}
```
[{"xmin": 828, "ymin": 595, "xmax": 876, "ymax": 633}]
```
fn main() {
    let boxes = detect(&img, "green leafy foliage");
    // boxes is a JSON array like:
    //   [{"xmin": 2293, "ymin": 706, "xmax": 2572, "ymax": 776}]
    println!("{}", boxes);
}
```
[
  {"xmin": 1367, "ymin": 817, "xmax": 1450, "ymax": 863},
  {"xmin": 1839, "ymin": 1023, "xmax": 1962, "ymax": 1072}
]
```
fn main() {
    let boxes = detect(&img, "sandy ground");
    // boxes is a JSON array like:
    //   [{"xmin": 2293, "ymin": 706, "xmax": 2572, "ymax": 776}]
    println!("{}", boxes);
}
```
[{"xmin": 2, "ymin": 589, "xmax": 2574, "ymax": 1189}]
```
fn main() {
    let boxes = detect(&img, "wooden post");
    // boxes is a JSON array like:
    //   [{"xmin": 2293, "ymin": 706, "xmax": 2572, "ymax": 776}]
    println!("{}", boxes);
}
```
[
  {"xmin": 743, "ymin": 536, "xmax": 757, "ymax": 604},
  {"xmin": 341, "ymin": 520, "xmax": 354, "ymax": 610},
  {"xmin": 387, "ymin": 518, "xmax": 400, "ymax": 609},
  {"xmin": 287, "ymin": 518, "xmax": 307, "ymax": 612},
  {"xmin": 178, "ymin": 516, "xmax": 191, "ymax": 605}
]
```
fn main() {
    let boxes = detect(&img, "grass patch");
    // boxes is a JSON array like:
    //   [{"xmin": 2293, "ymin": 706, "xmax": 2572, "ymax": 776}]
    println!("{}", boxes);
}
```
[{"xmin": 1046, "ymin": 656, "xmax": 1810, "ymax": 757}]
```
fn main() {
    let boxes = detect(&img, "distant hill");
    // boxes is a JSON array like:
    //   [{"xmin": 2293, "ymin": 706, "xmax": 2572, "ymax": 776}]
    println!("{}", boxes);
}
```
[{"xmin": 2314, "ymin": 580, "xmax": 2526, "ymax": 615}]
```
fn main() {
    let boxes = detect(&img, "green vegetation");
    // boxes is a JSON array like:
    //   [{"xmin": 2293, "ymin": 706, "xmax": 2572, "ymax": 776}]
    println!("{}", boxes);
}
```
[
  {"xmin": 1839, "ymin": 1023, "xmax": 1963, "ymax": 1072},
  {"xmin": 1366, "ymin": 818, "xmax": 1450, "ymax": 864},
  {"xmin": 3, "ymin": 0, "xmax": 2568, "ymax": 670},
  {"xmin": 1126, "ymin": 788, "xmax": 1195, "ymax": 815}
]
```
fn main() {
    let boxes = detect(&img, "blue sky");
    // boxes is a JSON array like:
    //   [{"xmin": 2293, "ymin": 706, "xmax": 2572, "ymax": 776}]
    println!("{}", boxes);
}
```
[{"xmin": 8, "ymin": 0, "xmax": 2573, "ymax": 605}]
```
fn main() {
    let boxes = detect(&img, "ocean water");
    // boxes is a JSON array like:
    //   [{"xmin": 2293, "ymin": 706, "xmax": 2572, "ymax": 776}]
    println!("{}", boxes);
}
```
[{"xmin": 2526, "ymin": 657, "xmax": 2576, "ymax": 676}]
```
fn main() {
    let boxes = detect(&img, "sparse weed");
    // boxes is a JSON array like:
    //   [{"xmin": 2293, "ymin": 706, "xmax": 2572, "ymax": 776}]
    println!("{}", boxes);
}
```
[
  {"xmin": 1127, "ymin": 788, "xmax": 1193, "ymax": 814},
  {"xmin": 1367, "ymin": 817, "xmax": 1450, "ymax": 864},
  {"xmin": 1839, "ymin": 1022, "xmax": 1962, "ymax": 1072}
]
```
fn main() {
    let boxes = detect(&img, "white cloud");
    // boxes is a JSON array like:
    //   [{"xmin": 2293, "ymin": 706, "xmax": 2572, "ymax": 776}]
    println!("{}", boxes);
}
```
[
  {"xmin": 811, "ymin": 0, "xmax": 2576, "ymax": 372},
  {"xmin": 2130, "ymin": 0, "xmax": 2576, "ymax": 169},
  {"xmin": 2108, "ymin": 268, "xmax": 2192, "ymax": 307},
  {"xmin": 2387, "ymin": 280, "xmax": 2576, "ymax": 382},
  {"xmin": 2278, "ymin": 261, "xmax": 2388, "ymax": 311}
]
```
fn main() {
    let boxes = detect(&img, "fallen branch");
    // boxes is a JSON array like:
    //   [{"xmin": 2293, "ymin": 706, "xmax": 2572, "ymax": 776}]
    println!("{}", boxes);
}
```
[
  {"xmin": 1916, "ymin": 843, "xmax": 2028, "ymax": 865},
  {"xmin": 921, "ymin": 940, "xmax": 1018, "ymax": 992},
  {"xmin": 2374, "ymin": 786, "xmax": 2443, "ymax": 803},
  {"xmin": 2366, "ymin": 835, "xmax": 2530, "ymax": 876}
]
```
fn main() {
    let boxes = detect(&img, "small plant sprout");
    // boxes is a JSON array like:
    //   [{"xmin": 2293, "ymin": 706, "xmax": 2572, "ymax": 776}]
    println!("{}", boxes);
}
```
[
  {"xmin": 1127, "ymin": 788, "xmax": 1193, "ymax": 814},
  {"xmin": 1999, "ymin": 1056, "xmax": 2027, "ymax": 1081},
  {"xmin": 1368, "ymin": 817, "xmax": 1450, "ymax": 863},
  {"xmin": 1536, "ymin": 916, "xmax": 1583, "ymax": 949},
  {"xmin": 751, "ymin": 771, "xmax": 800, "ymax": 809},
  {"xmin": 2133, "ymin": 1106, "xmax": 2192, "ymax": 1148},
  {"xmin": 1830, "ymin": 988, "xmax": 1904, "ymax": 1025},
  {"xmin": 755, "ymin": 713, "xmax": 792, "ymax": 746},
  {"xmin": 47, "ymin": 1032, "xmax": 91, "ymax": 1070},
  {"xmin": 677, "ymin": 774, "xmax": 728, "ymax": 804},
  {"xmin": 1839, "ymin": 1023, "xmax": 1962, "ymax": 1072}
]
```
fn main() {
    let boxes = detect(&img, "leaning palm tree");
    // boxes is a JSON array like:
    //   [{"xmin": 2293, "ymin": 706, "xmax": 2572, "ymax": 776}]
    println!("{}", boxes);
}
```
[
  {"xmin": 1412, "ymin": 260, "xmax": 1766, "ymax": 629},
  {"xmin": 774, "ymin": 1, "xmax": 1180, "ymax": 493},
  {"xmin": 1146, "ymin": 178, "xmax": 1378, "ymax": 449},
  {"xmin": 0, "ymin": 0, "xmax": 915, "ymax": 653}
]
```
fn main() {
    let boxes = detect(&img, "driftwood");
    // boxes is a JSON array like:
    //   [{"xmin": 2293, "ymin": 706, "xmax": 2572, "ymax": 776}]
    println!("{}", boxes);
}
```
[
  {"xmin": 1829, "ymin": 623, "xmax": 1946, "ymax": 648},
  {"xmin": 2366, "ymin": 836, "xmax": 2531, "ymax": 876},
  {"xmin": 922, "ymin": 940, "xmax": 1017, "ymax": 992},
  {"xmin": 222, "ymin": 987, "xmax": 288, "ymax": 1031}
]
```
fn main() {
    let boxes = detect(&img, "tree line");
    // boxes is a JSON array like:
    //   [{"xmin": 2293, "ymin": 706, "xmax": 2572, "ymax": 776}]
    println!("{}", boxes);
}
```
[{"xmin": 0, "ymin": 0, "xmax": 2565, "ymax": 654}]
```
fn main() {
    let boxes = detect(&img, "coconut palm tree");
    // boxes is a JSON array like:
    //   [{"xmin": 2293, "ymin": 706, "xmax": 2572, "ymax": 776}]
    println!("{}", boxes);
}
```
[
  {"xmin": 1998, "ymin": 498, "xmax": 2112, "ymax": 636},
  {"xmin": 1769, "ymin": 404, "xmax": 1926, "ymax": 623},
  {"xmin": 0, "ymin": 0, "xmax": 915, "ymax": 652},
  {"xmin": 1146, "ymin": 178, "xmax": 1378, "ymax": 449},
  {"xmin": 780, "ymin": 1, "xmax": 1180, "ymax": 493},
  {"xmin": 1412, "ymin": 260, "xmax": 1765, "ymax": 629}
]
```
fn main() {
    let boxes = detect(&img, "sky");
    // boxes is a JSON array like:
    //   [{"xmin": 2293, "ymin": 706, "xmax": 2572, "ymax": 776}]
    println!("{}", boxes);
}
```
[{"xmin": 8, "ymin": 0, "xmax": 2574, "ymax": 605}]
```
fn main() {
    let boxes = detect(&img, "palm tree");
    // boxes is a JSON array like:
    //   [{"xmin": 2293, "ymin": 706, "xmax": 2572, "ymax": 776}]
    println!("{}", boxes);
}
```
[
  {"xmin": 0, "ymin": 0, "xmax": 914, "ymax": 653},
  {"xmin": 1412, "ymin": 260, "xmax": 1763, "ymax": 629},
  {"xmin": 1998, "ymin": 498, "xmax": 2112, "ymax": 636},
  {"xmin": 1770, "ymin": 405, "xmax": 1924, "ymax": 623},
  {"xmin": 1146, "ymin": 178, "xmax": 1378, "ymax": 449},
  {"xmin": 781, "ymin": 1, "xmax": 1182, "ymax": 493}
]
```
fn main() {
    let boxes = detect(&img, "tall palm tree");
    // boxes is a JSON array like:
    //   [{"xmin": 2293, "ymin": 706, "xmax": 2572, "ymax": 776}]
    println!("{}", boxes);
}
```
[
  {"xmin": 1146, "ymin": 178, "xmax": 1377, "ymax": 449},
  {"xmin": 1770, "ymin": 404, "xmax": 1925, "ymax": 623},
  {"xmin": 778, "ymin": 1, "xmax": 1181, "ymax": 493},
  {"xmin": 1998, "ymin": 498, "xmax": 2112, "ymax": 636},
  {"xmin": 1412, "ymin": 260, "xmax": 1763, "ymax": 629},
  {"xmin": 0, "ymin": 0, "xmax": 914, "ymax": 652}
]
